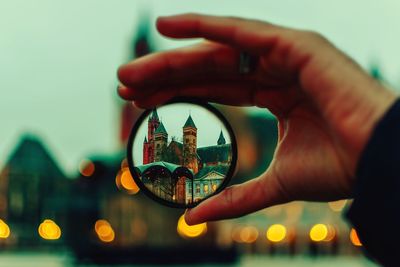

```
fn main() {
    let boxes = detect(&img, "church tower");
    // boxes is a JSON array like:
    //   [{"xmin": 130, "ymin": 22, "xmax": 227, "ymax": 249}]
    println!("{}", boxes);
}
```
[
  {"xmin": 217, "ymin": 130, "xmax": 226, "ymax": 145},
  {"xmin": 154, "ymin": 122, "xmax": 168, "ymax": 162},
  {"xmin": 145, "ymin": 109, "xmax": 160, "ymax": 163},
  {"xmin": 143, "ymin": 136, "xmax": 150, "ymax": 164},
  {"xmin": 119, "ymin": 18, "xmax": 152, "ymax": 146},
  {"xmin": 183, "ymin": 114, "xmax": 198, "ymax": 173},
  {"xmin": 143, "ymin": 109, "xmax": 160, "ymax": 164}
]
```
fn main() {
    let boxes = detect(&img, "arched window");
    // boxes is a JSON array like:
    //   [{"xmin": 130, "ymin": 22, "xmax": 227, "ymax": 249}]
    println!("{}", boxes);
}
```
[
  {"xmin": 212, "ymin": 184, "xmax": 217, "ymax": 192},
  {"xmin": 204, "ymin": 184, "xmax": 209, "ymax": 194},
  {"xmin": 195, "ymin": 183, "xmax": 200, "ymax": 194}
]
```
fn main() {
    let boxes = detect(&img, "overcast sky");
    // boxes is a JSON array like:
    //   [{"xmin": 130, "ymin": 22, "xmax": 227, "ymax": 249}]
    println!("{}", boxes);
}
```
[{"xmin": 1, "ymin": 0, "xmax": 399, "ymax": 175}]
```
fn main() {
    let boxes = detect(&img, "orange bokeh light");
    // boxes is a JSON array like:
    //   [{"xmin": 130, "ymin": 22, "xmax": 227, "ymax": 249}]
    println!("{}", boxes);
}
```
[
  {"xmin": 239, "ymin": 226, "xmax": 259, "ymax": 243},
  {"xmin": 79, "ymin": 159, "xmax": 95, "ymax": 177},
  {"xmin": 350, "ymin": 228, "xmax": 362, "ymax": 247},
  {"xmin": 95, "ymin": 219, "xmax": 115, "ymax": 243}
]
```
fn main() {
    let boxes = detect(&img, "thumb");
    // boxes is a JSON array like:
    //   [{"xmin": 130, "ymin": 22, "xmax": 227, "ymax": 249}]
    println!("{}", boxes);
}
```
[{"xmin": 185, "ymin": 170, "xmax": 289, "ymax": 225}]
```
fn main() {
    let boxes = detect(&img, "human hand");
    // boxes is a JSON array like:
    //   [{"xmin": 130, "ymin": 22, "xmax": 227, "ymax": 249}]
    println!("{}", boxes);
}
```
[{"xmin": 117, "ymin": 14, "xmax": 397, "ymax": 224}]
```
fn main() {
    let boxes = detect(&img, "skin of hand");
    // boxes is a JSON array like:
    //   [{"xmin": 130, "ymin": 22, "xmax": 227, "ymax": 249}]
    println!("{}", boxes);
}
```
[{"xmin": 117, "ymin": 13, "xmax": 398, "ymax": 225}]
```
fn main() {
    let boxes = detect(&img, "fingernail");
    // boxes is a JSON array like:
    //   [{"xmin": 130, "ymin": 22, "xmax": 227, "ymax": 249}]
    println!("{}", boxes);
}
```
[{"xmin": 184, "ymin": 209, "xmax": 192, "ymax": 224}]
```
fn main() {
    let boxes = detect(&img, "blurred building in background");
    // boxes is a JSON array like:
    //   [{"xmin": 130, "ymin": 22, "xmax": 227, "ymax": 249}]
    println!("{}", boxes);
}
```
[
  {"xmin": 0, "ymin": 134, "xmax": 70, "ymax": 247},
  {"xmin": 0, "ymin": 16, "xmax": 366, "ymax": 265}
]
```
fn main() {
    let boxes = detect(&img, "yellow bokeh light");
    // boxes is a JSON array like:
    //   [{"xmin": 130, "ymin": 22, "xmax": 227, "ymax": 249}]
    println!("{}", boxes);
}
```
[
  {"xmin": 350, "ymin": 228, "xmax": 362, "ymax": 247},
  {"xmin": 79, "ymin": 159, "xmax": 95, "ymax": 177},
  {"xmin": 177, "ymin": 214, "xmax": 207, "ymax": 238},
  {"xmin": 0, "ymin": 219, "xmax": 10, "ymax": 239},
  {"xmin": 239, "ymin": 226, "xmax": 259, "ymax": 243},
  {"xmin": 38, "ymin": 219, "xmax": 61, "ymax": 240},
  {"xmin": 310, "ymin": 224, "xmax": 328, "ymax": 242},
  {"xmin": 266, "ymin": 224, "xmax": 287, "ymax": 243},
  {"xmin": 95, "ymin": 219, "xmax": 115, "ymax": 243},
  {"xmin": 328, "ymin": 200, "xmax": 347, "ymax": 212}
]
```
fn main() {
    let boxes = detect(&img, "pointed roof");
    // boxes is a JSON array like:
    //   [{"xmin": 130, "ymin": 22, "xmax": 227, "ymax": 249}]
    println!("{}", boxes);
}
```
[
  {"xmin": 144, "ymin": 136, "xmax": 147, "ymax": 143},
  {"xmin": 183, "ymin": 115, "xmax": 197, "ymax": 129},
  {"xmin": 217, "ymin": 131, "xmax": 226, "ymax": 145},
  {"xmin": 132, "ymin": 14, "xmax": 152, "ymax": 59},
  {"xmin": 2, "ymin": 134, "xmax": 65, "ymax": 178},
  {"xmin": 148, "ymin": 109, "xmax": 159, "ymax": 121},
  {"xmin": 154, "ymin": 122, "xmax": 167, "ymax": 135}
]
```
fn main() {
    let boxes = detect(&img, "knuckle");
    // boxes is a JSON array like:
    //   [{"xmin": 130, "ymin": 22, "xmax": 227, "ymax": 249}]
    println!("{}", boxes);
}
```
[{"xmin": 222, "ymin": 186, "xmax": 235, "ymax": 206}]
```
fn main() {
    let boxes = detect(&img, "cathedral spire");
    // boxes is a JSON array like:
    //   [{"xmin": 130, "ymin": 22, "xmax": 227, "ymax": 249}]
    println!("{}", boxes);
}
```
[
  {"xmin": 154, "ymin": 121, "xmax": 167, "ymax": 135},
  {"xmin": 144, "ymin": 136, "xmax": 147, "ymax": 143},
  {"xmin": 217, "ymin": 130, "xmax": 226, "ymax": 145},
  {"xmin": 149, "ymin": 108, "xmax": 159, "ymax": 121},
  {"xmin": 183, "ymin": 114, "xmax": 197, "ymax": 129}
]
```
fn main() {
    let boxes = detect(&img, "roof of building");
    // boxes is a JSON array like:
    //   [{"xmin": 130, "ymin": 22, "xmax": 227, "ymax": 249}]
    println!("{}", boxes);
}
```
[
  {"xmin": 154, "ymin": 122, "xmax": 167, "ymax": 135},
  {"xmin": 195, "ymin": 164, "xmax": 229, "ymax": 179},
  {"xmin": 2, "ymin": 134, "xmax": 65, "ymax": 178},
  {"xmin": 217, "ymin": 131, "xmax": 226, "ymax": 145},
  {"xmin": 136, "ymin": 161, "xmax": 181, "ymax": 174},
  {"xmin": 197, "ymin": 144, "xmax": 231, "ymax": 164},
  {"xmin": 183, "ymin": 115, "xmax": 197, "ymax": 129},
  {"xmin": 148, "ymin": 109, "xmax": 159, "ymax": 121},
  {"xmin": 169, "ymin": 140, "xmax": 183, "ymax": 150}
]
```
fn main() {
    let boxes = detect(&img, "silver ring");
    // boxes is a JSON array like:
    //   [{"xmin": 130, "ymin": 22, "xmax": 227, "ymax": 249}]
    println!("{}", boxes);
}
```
[{"xmin": 239, "ymin": 52, "xmax": 257, "ymax": 74}]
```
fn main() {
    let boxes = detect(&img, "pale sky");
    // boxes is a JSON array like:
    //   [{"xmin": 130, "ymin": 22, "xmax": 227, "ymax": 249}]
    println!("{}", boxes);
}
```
[
  {"xmin": 131, "ymin": 103, "xmax": 231, "ymax": 166},
  {"xmin": 1, "ymin": 0, "xmax": 399, "ymax": 175}
]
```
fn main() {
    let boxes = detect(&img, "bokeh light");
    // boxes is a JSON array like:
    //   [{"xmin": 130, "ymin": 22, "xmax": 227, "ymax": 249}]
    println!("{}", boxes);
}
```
[
  {"xmin": 38, "ymin": 219, "xmax": 61, "ymax": 240},
  {"xmin": 95, "ymin": 219, "xmax": 115, "ymax": 243},
  {"xmin": 177, "ymin": 214, "xmax": 207, "ymax": 238},
  {"xmin": 79, "ymin": 159, "xmax": 95, "ymax": 177},
  {"xmin": 328, "ymin": 200, "xmax": 348, "ymax": 212},
  {"xmin": 0, "ymin": 219, "xmax": 10, "ymax": 239},
  {"xmin": 324, "ymin": 225, "xmax": 336, "ymax": 242},
  {"xmin": 309, "ymin": 224, "xmax": 328, "ymax": 242},
  {"xmin": 350, "ymin": 228, "xmax": 362, "ymax": 247},
  {"xmin": 266, "ymin": 224, "xmax": 287, "ymax": 243},
  {"xmin": 239, "ymin": 226, "xmax": 259, "ymax": 243},
  {"xmin": 116, "ymin": 168, "xmax": 140, "ymax": 195},
  {"xmin": 121, "ymin": 169, "xmax": 139, "ymax": 193},
  {"xmin": 231, "ymin": 227, "xmax": 243, "ymax": 243}
]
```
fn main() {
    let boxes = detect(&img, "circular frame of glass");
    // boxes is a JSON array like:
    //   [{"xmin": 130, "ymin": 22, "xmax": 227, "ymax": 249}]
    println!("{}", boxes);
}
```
[{"xmin": 126, "ymin": 99, "xmax": 238, "ymax": 209}]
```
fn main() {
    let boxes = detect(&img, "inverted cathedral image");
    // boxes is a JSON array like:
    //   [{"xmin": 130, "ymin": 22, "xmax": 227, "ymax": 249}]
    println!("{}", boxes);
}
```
[{"xmin": 135, "ymin": 109, "xmax": 232, "ymax": 204}]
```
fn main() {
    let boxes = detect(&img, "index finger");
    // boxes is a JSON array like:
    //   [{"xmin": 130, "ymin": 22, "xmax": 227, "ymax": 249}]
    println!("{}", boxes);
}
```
[{"xmin": 156, "ymin": 13, "xmax": 287, "ymax": 54}]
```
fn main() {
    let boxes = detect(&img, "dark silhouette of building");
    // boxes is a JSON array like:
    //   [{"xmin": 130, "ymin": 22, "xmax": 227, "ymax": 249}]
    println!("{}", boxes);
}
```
[{"xmin": 0, "ymin": 134, "xmax": 69, "ymax": 246}]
